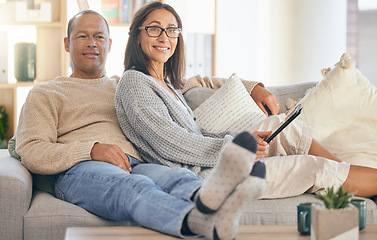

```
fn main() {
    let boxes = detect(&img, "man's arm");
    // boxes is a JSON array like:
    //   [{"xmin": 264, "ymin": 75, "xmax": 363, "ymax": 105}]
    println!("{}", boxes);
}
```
[
  {"xmin": 15, "ymin": 84, "xmax": 132, "ymax": 175},
  {"xmin": 15, "ymin": 86, "xmax": 96, "ymax": 175},
  {"xmin": 181, "ymin": 75, "xmax": 280, "ymax": 115}
]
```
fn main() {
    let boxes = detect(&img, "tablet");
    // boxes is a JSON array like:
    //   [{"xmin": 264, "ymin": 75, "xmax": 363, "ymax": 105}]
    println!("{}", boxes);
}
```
[{"xmin": 265, "ymin": 104, "xmax": 303, "ymax": 143}]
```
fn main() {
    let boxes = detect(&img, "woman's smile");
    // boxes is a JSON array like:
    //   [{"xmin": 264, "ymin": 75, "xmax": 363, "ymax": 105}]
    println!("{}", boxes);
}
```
[{"xmin": 154, "ymin": 46, "xmax": 170, "ymax": 52}]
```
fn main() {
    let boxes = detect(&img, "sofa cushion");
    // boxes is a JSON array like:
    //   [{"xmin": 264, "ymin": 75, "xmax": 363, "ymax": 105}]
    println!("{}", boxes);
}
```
[
  {"xmin": 296, "ymin": 53, "xmax": 377, "ymax": 169},
  {"xmin": 0, "ymin": 150, "xmax": 32, "ymax": 240},
  {"xmin": 190, "ymin": 73, "xmax": 267, "ymax": 133},
  {"xmin": 24, "ymin": 191, "xmax": 137, "ymax": 240},
  {"xmin": 24, "ymin": 191, "xmax": 377, "ymax": 240},
  {"xmin": 183, "ymin": 87, "xmax": 216, "ymax": 111},
  {"xmin": 183, "ymin": 80, "xmax": 318, "ymax": 114},
  {"xmin": 240, "ymin": 194, "xmax": 377, "ymax": 225}
]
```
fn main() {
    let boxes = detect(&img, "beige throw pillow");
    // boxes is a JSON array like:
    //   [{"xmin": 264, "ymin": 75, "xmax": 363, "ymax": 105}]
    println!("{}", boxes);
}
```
[
  {"xmin": 297, "ymin": 53, "xmax": 377, "ymax": 168},
  {"xmin": 194, "ymin": 73, "xmax": 267, "ymax": 133}
]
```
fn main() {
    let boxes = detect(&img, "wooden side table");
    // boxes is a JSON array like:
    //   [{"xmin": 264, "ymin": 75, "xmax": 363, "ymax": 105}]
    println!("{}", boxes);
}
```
[{"xmin": 65, "ymin": 224, "xmax": 377, "ymax": 240}]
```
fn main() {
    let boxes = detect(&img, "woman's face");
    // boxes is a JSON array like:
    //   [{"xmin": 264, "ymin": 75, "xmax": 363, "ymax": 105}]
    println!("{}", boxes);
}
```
[{"xmin": 138, "ymin": 9, "xmax": 179, "ymax": 68}]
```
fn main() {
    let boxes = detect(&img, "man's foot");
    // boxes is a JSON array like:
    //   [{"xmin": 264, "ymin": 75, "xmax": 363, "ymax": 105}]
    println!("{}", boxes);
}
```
[{"xmin": 196, "ymin": 132, "xmax": 258, "ymax": 213}]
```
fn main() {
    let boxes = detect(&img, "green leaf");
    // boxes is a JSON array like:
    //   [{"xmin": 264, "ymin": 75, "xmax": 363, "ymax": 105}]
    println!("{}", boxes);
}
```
[{"xmin": 315, "ymin": 186, "xmax": 356, "ymax": 209}]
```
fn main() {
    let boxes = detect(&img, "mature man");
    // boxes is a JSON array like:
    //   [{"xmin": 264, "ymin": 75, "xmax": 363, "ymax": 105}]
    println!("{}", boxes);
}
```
[{"xmin": 9, "ymin": 10, "xmax": 266, "ymax": 240}]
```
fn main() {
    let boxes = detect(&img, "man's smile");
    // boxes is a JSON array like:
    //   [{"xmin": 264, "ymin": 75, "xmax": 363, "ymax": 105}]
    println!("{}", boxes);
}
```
[{"xmin": 83, "ymin": 52, "xmax": 99, "ymax": 58}]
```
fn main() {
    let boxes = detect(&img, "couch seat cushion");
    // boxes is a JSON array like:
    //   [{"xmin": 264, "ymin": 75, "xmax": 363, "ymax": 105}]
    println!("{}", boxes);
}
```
[
  {"xmin": 24, "ymin": 191, "xmax": 137, "ymax": 240},
  {"xmin": 240, "ymin": 193, "xmax": 377, "ymax": 226}
]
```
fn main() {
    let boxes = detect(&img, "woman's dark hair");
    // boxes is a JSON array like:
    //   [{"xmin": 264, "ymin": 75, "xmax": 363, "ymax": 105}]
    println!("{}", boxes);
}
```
[{"xmin": 124, "ymin": 2, "xmax": 185, "ymax": 89}]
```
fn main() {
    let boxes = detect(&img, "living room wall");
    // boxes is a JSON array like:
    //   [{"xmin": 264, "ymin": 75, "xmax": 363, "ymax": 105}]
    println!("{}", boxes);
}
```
[
  {"xmin": 215, "ymin": 0, "xmax": 348, "ymax": 86},
  {"xmin": 358, "ymin": 9, "xmax": 377, "ymax": 87}
]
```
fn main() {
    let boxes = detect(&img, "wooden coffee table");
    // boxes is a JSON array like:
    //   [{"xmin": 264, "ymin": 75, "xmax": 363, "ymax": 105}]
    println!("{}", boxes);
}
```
[{"xmin": 65, "ymin": 224, "xmax": 377, "ymax": 240}]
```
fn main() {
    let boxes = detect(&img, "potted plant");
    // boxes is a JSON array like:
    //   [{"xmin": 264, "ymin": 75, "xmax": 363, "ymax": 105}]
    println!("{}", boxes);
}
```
[
  {"xmin": 311, "ymin": 186, "xmax": 359, "ymax": 240},
  {"xmin": 0, "ymin": 105, "xmax": 8, "ymax": 149}
]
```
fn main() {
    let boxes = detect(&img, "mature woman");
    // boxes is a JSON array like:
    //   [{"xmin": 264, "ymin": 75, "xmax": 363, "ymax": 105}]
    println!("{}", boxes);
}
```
[
  {"xmin": 11, "ymin": 8, "xmax": 268, "ymax": 240},
  {"xmin": 115, "ymin": 2, "xmax": 377, "ymax": 198}
]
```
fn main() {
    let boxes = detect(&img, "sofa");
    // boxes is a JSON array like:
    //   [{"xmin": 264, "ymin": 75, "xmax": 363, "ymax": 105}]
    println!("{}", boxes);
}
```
[{"xmin": 1, "ymin": 81, "xmax": 377, "ymax": 240}]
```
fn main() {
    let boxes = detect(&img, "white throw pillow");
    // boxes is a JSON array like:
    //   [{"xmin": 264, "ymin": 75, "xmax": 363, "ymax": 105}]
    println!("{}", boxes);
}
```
[
  {"xmin": 194, "ymin": 73, "xmax": 267, "ymax": 133},
  {"xmin": 297, "ymin": 53, "xmax": 377, "ymax": 168}
]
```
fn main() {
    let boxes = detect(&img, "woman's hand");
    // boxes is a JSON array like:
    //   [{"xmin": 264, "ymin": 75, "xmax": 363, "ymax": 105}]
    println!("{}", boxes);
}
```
[
  {"xmin": 251, "ymin": 85, "xmax": 280, "ymax": 115},
  {"xmin": 251, "ymin": 131, "xmax": 272, "ymax": 161},
  {"xmin": 90, "ymin": 143, "xmax": 132, "ymax": 172}
]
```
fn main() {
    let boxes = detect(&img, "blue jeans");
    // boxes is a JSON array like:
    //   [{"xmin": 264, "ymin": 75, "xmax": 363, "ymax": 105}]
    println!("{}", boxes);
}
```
[{"xmin": 55, "ymin": 155, "xmax": 202, "ymax": 237}]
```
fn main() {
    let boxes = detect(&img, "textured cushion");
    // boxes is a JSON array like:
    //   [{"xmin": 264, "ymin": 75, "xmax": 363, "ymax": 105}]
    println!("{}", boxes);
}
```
[
  {"xmin": 241, "ymin": 194, "xmax": 377, "ymax": 225},
  {"xmin": 183, "ymin": 80, "xmax": 318, "ymax": 114},
  {"xmin": 297, "ymin": 53, "xmax": 377, "ymax": 168},
  {"xmin": 24, "ymin": 191, "xmax": 137, "ymax": 240},
  {"xmin": 23, "ymin": 192, "xmax": 377, "ymax": 240},
  {"xmin": 0, "ymin": 150, "xmax": 32, "ymax": 240},
  {"xmin": 183, "ymin": 87, "xmax": 216, "ymax": 111},
  {"xmin": 192, "ymin": 73, "xmax": 267, "ymax": 133}
]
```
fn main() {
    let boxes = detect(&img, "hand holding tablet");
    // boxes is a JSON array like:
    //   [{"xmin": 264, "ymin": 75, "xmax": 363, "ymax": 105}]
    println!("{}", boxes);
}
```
[{"xmin": 265, "ymin": 104, "xmax": 303, "ymax": 143}]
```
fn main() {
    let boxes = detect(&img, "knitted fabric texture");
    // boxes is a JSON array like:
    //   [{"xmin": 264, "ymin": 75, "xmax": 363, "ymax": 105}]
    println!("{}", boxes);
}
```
[
  {"xmin": 115, "ymin": 70, "xmax": 235, "ymax": 179},
  {"xmin": 15, "ymin": 76, "xmax": 140, "ymax": 175}
]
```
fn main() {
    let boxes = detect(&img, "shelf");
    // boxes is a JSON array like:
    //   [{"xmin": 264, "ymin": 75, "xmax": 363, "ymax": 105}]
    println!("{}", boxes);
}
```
[
  {"xmin": 0, "ymin": 21, "xmax": 63, "ymax": 28},
  {"xmin": 0, "ymin": 0, "xmax": 67, "ymax": 145},
  {"xmin": 0, "ymin": 83, "xmax": 34, "ymax": 145},
  {"xmin": 0, "ymin": 82, "xmax": 36, "ymax": 89}
]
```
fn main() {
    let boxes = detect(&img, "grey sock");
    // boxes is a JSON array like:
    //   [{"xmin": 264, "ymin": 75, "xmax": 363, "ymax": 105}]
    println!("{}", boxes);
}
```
[
  {"xmin": 196, "ymin": 132, "xmax": 258, "ymax": 213},
  {"xmin": 188, "ymin": 165, "xmax": 266, "ymax": 240}
]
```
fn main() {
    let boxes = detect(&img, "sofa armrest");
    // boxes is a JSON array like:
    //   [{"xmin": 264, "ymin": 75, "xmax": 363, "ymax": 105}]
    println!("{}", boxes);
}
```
[{"xmin": 0, "ymin": 149, "xmax": 33, "ymax": 240}]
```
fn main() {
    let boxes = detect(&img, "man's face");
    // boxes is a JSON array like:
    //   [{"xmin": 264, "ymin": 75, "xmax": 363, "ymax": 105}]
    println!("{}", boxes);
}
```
[{"xmin": 64, "ymin": 13, "xmax": 112, "ymax": 79}]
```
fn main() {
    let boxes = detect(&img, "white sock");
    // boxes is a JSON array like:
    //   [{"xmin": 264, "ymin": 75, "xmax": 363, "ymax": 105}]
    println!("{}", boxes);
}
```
[
  {"xmin": 196, "ymin": 132, "xmax": 258, "ymax": 213},
  {"xmin": 188, "ymin": 163, "xmax": 266, "ymax": 240}
]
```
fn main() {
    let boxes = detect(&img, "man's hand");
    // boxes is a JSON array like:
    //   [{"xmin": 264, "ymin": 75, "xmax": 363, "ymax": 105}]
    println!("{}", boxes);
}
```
[
  {"xmin": 251, "ymin": 131, "xmax": 272, "ymax": 161},
  {"xmin": 90, "ymin": 143, "xmax": 132, "ymax": 172},
  {"xmin": 251, "ymin": 85, "xmax": 280, "ymax": 115}
]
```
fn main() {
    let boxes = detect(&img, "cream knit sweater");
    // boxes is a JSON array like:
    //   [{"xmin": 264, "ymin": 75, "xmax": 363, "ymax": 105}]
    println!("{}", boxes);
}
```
[{"xmin": 15, "ymin": 76, "xmax": 140, "ymax": 175}]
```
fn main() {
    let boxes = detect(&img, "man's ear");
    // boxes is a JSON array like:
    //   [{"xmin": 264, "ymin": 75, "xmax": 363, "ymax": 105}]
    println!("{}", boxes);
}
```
[
  {"xmin": 108, "ymin": 38, "xmax": 112, "ymax": 52},
  {"xmin": 64, "ymin": 37, "xmax": 70, "ymax": 53}
]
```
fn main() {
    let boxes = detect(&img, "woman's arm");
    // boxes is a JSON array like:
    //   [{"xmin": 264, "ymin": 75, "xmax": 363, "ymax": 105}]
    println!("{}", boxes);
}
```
[
  {"xmin": 180, "ymin": 75, "xmax": 263, "ymax": 94},
  {"xmin": 181, "ymin": 75, "xmax": 280, "ymax": 115},
  {"xmin": 115, "ymin": 71, "xmax": 233, "ymax": 168}
]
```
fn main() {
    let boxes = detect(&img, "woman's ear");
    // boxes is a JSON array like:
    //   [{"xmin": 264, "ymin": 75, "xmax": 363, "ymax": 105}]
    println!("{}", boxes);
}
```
[{"xmin": 137, "ymin": 34, "xmax": 141, "ymax": 45}]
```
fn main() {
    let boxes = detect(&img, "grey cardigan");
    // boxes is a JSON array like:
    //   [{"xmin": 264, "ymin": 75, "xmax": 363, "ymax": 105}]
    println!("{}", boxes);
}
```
[{"xmin": 115, "ymin": 70, "xmax": 234, "ymax": 179}]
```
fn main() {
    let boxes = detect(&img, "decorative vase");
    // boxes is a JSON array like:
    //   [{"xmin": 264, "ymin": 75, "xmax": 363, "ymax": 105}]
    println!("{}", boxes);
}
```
[
  {"xmin": 311, "ymin": 203, "xmax": 359, "ymax": 240},
  {"xmin": 14, "ymin": 42, "xmax": 36, "ymax": 82}
]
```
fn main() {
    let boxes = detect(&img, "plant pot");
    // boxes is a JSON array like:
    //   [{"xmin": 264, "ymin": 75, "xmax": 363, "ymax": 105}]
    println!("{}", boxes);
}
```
[{"xmin": 311, "ymin": 203, "xmax": 359, "ymax": 240}]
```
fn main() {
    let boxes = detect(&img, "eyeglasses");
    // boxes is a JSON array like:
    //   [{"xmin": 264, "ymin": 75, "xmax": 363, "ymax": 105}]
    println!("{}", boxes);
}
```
[{"xmin": 140, "ymin": 26, "xmax": 182, "ymax": 38}]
